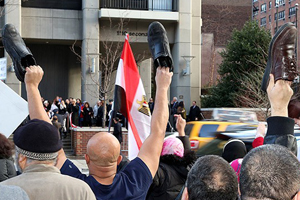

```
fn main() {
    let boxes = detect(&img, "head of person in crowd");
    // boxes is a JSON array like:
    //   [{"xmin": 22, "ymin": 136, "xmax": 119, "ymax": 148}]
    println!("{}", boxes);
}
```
[
  {"xmin": 76, "ymin": 98, "xmax": 81, "ymax": 105},
  {"xmin": 41, "ymin": 97, "xmax": 44, "ymax": 103},
  {"xmin": 65, "ymin": 99, "xmax": 70, "ymax": 105},
  {"xmin": 113, "ymin": 117, "xmax": 120, "ymax": 124},
  {"xmin": 149, "ymin": 98, "xmax": 153, "ymax": 103},
  {"xmin": 240, "ymin": 144, "xmax": 300, "ymax": 200},
  {"xmin": 84, "ymin": 102, "xmax": 90, "ymax": 108},
  {"xmin": 161, "ymin": 136, "xmax": 184, "ymax": 158},
  {"xmin": 182, "ymin": 155, "xmax": 238, "ymax": 200},
  {"xmin": 52, "ymin": 98, "xmax": 58, "ymax": 105},
  {"xmin": 222, "ymin": 139, "xmax": 247, "ymax": 163},
  {"xmin": 85, "ymin": 132, "xmax": 123, "ymax": 180},
  {"xmin": 172, "ymin": 97, "xmax": 177, "ymax": 103},
  {"xmin": 109, "ymin": 99, "xmax": 113, "ymax": 105},
  {"xmin": 192, "ymin": 101, "xmax": 196, "ymax": 106},
  {"xmin": 0, "ymin": 133, "xmax": 14, "ymax": 159},
  {"xmin": 263, "ymin": 128, "xmax": 297, "ymax": 156},
  {"xmin": 178, "ymin": 101, "xmax": 185, "ymax": 108},
  {"xmin": 97, "ymin": 100, "xmax": 101, "ymax": 107},
  {"xmin": 13, "ymin": 119, "xmax": 62, "ymax": 173},
  {"xmin": 230, "ymin": 158, "xmax": 243, "ymax": 182},
  {"xmin": 43, "ymin": 100, "xmax": 49, "ymax": 108}
]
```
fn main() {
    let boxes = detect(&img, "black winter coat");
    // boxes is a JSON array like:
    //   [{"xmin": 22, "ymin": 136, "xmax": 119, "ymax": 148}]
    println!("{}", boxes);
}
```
[{"xmin": 146, "ymin": 136, "xmax": 196, "ymax": 200}]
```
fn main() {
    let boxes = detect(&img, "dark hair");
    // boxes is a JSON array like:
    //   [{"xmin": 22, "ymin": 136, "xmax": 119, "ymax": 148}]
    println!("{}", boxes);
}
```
[
  {"xmin": 84, "ymin": 102, "xmax": 90, "ymax": 107},
  {"xmin": 178, "ymin": 101, "xmax": 185, "ymax": 108},
  {"xmin": 187, "ymin": 155, "xmax": 238, "ymax": 200},
  {"xmin": 0, "ymin": 133, "xmax": 14, "ymax": 159},
  {"xmin": 240, "ymin": 144, "xmax": 300, "ymax": 200}
]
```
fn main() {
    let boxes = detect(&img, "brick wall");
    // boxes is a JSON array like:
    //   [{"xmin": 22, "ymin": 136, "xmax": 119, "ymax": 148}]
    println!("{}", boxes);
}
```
[
  {"xmin": 201, "ymin": 0, "xmax": 252, "ymax": 87},
  {"xmin": 72, "ymin": 129, "xmax": 128, "ymax": 156}
]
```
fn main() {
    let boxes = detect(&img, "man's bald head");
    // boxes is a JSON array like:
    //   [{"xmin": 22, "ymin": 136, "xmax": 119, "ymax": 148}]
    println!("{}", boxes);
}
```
[{"xmin": 86, "ymin": 132, "xmax": 121, "ymax": 167}]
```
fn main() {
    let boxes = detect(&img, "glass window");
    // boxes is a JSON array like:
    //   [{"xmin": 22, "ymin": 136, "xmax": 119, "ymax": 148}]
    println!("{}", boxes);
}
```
[
  {"xmin": 261, "ymin": 17, "xmax": 267, "ymax": 26},
  {"xmin": 269, "ymin": 1, "xmax": 272, "ymax": 8},
  {"xmin": 269, "ymin": 15, "xmax": 271, "ymax": 22},
  {"xmin": 275, "ymin": 10, "xmax": 285, "ymax": 20},
  {"xmin": 198, "ymin": 125, "xmax": 219, "ymax": 137},
  {"xmin": 289, "ymin": 6, "xmax": 296, "ymax": 16},
  {"xmin": 261, "ymin": 3, "xmax": 267, "ymax": 12}
]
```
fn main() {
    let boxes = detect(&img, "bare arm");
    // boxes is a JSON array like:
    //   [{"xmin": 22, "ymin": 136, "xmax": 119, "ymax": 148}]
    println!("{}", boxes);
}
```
[
  {"xmin": 25, "ymin": 66, "xmax": 51, "ymax": 123},
  {"xmin": 25, "ymin": 66, "xmax": 67, "ymax": 168},
  {"xmin": 138, "ymin": 67, "xmax": 172, "ymax": 177}
]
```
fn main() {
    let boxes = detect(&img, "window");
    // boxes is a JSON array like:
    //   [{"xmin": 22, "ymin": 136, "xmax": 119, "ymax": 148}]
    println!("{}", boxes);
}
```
[
  {"xmin": 275, "ymin": 0, "xmax": 285, "ymax": 6},
  {"xmin": 261, "ymin": 3, "xmax": 267, "ymax": 12},
  {"xmin": 269, "ymin": 15, "xmax": 271, "ymax": 22},
  {"xmin": 289, "ymin": 6, "xmax": 296, "ymax": 16},
  {"xmin": 198, "ymin": 125, "xmax": 219, "ymax": 137},
  {"xmin": 261, "ymin": 17, "xmax": 267, "ymax": 26},
  {"xmin": 253, "ymin": 0, "xmax": 258, "ymax": 2},
  {"xmin": 275, "ymin": 10, "xmax": 285, "ymax": 20},
  {"xmin": 269, "ymin": 1, "xmax": 272, "ymax": 8}
]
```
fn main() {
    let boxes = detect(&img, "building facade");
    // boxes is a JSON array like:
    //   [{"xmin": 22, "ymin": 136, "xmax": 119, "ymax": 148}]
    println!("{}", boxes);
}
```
[
  {"xmin": 1, "ymin": 0, "xmax": 202, "ymax": 108},
  {"xmin": 201, "ymin": 0, "xmax": 252, "ymax": 91},
  {"xmin": 253, "ymin": 0, "xmax": 299, "ymax": 61}
]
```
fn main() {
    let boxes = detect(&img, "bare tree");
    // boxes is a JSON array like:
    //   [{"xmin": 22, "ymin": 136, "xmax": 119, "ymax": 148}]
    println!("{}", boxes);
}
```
[
  {"xmin": 71, "ymin": 18, "xmax": 146, "ymax": 127},
  {"xmin": 233, "ymin": 42, "xmax": 270, "ymax": 120}
]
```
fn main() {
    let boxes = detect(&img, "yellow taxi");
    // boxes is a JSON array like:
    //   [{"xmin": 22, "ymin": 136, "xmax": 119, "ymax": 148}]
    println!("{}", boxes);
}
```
[{"xmin": 186, "ymin": 121, "xmax": 246, "ymax": 150}]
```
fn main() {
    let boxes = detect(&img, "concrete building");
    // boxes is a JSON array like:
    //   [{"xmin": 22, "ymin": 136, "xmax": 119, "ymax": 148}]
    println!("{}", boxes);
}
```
[
  {"xmin": 201, "ymin": 0, "xmax": 252, "ymax": 92},
  {"xmin": 0, "ymin": 0, "xmax": 202, "ymax": 108},
  {"xmin": 253, "ymin": 0, "xmax": 299, "ymax": 62}
]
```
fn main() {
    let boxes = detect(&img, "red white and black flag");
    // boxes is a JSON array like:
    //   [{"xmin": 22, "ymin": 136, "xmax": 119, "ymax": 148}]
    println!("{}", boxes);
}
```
[{"xmin": 112, "ymin": 34, "xmax": 151, "ymax": 160}]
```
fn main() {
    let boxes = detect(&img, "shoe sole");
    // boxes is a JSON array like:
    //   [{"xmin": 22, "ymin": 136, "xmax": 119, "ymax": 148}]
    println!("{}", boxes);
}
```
[{"xmin": 261, "ymin": 23, "xmax": 295, "ymax": 92}]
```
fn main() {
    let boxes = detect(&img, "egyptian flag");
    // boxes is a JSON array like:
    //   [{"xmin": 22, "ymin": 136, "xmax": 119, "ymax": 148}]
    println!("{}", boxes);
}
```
[{"xmin": 112, "ymin": 34, "xmax": 151, "ymax": 160}]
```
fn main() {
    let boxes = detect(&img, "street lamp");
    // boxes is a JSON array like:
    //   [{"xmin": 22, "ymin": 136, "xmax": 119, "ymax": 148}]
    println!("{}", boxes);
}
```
[
  {"xmin": 276, "ymin": 2, "xmax": 279, "ymax": 32},
  {"xmin": 295, "ymin": 3, "xmax": 298, "ymax": 61}
]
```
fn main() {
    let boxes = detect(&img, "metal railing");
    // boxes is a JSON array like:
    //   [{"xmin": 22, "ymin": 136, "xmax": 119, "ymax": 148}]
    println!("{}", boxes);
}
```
[{"xmin": 100, "ymin": 0, "xmax": 179, "ymax": 12}]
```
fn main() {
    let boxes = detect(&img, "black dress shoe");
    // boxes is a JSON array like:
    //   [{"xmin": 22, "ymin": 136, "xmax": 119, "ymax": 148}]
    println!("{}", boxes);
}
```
[
  {"xmin": 147, "ymin": 21, "xmax": 173, "ymax": 71},
  {"xmin": 261, "ymin": 22, "xmax": 298, "ymax": 92},
  {"xmin": 2, "ymin": 24, "xmax": 36, "ymax": 82}
]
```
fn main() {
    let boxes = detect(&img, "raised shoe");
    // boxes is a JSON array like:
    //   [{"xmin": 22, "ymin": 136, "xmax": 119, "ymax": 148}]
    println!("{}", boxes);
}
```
[
  {"xmin": 147, "ymin": 21, "xmax": 173, "ymax": 71},
  {"xmin": 2, "ymin": 24, "xmax": 36, "ymax": 82}
]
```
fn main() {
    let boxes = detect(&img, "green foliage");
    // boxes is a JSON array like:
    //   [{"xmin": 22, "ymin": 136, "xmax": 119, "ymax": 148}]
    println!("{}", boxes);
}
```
[{"xmin": 202, "ymin": 20, "xmax": 271, "ymax": 108}]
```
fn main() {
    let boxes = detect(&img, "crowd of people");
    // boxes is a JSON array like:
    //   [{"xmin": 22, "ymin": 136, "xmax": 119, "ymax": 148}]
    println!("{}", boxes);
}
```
[{"xmin": 1, "ymin": 22, "xmax": 300, "ymax": 200}]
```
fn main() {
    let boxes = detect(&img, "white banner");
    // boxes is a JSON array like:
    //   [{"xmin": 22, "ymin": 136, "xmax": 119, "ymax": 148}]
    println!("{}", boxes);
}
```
[
  {"xmin": 0, "ymin": 57, "xmax": 7, "ymax": 80},
  {"xmin": 0, "ymin": 80, "xmax": 28, "ymax": 138}
]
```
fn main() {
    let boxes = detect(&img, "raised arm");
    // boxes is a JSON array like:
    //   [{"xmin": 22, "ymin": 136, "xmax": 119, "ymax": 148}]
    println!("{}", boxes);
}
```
[
  {"xmin": 24, "ymin": 66, "xmax": 67, "ymax": 168},
  {"xmin": 138, "ymin": 67, "xmax": 172, "ymax": 177},
  {"xmin": 25, "ymin": 66, "xmax": 51, "ymax": 124}
]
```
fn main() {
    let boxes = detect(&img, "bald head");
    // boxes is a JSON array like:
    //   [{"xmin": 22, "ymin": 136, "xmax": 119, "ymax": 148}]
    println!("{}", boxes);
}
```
[{"xmin": 86, "ymin": 132, "xmax": 121, "ymax": 167}]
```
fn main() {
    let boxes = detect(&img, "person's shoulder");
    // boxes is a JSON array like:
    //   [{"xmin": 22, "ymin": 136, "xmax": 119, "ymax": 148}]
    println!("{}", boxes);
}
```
[{"xmin": 122, "ymin": 157, "xmax": 152, "ymax": 179}]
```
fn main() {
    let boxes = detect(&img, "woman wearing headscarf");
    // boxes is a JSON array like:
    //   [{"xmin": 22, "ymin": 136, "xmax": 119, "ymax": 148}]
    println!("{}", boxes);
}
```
[{"xmin": 146, "ymin": 115, "xmax": 196, "ymax": 200}]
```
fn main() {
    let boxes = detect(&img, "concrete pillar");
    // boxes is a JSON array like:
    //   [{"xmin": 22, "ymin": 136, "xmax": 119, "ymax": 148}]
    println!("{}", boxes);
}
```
[
  {"xmin": 4, "ymin": 0, "xmax": 21, "ymax": 95},
  {"xmin": 190, "ymin": 0, "xmax": 202, "ymax": 106},
  {"xmin": 170, "ymin": 0, "xmax": 202, "ymax": 109},
  {"xmin": 138, "ymin": 58, "xmax": 152, "ymax": 99},
  {"xmin": 82, "ymin": 0, "xmax": 100, "ymax": 104},
  {"xmin": 171, "ymin": 0, "xmax": 192, "ymax": 106}
]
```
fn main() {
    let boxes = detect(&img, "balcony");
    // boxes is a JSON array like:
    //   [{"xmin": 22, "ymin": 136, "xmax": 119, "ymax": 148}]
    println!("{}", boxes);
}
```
[{"xmin": 100, "ymin": 0, "xmax": 179, "ymax": 12}]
